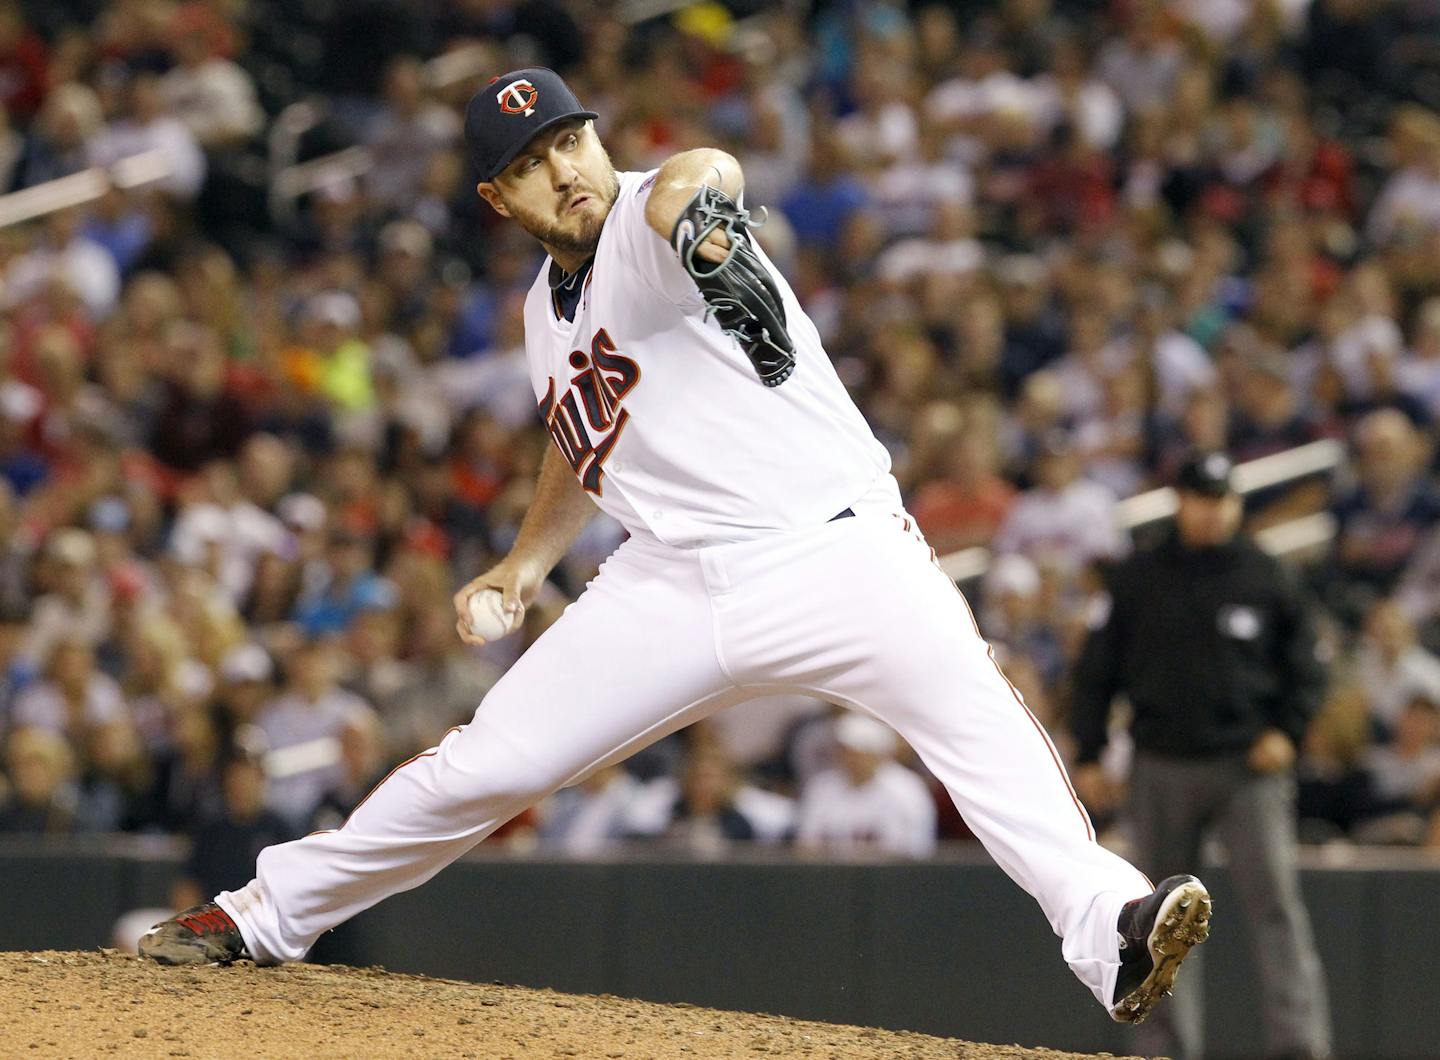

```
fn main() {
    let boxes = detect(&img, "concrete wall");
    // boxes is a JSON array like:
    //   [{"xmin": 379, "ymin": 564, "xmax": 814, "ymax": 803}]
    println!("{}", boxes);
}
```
[{"xmin": 2, "ymin": 840, "xmax": 1434, "ymax": 1059}]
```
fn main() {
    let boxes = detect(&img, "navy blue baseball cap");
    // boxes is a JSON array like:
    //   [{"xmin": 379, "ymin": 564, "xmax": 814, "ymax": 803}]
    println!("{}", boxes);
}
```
[
  {"xmin": 1176, "ymin": 451, "xmax": 1236, "ymax": 497},
  {"xmin": 464, "ymin": 68, "xmax": 599, "ymax": 182}
]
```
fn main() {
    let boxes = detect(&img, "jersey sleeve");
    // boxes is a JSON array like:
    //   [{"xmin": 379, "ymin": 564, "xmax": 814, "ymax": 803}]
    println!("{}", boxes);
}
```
[
  {"xmin": 521, "ymin": 275, "xmax": 557, "ymax": 405},
  {"xmin": 793, "ymin": 771, "xmax": 834, "ymax": 845},
  {"xmin": 612, "ymin": 171, "xmax": 705, "ymax": 308},
  {"xmin": 885, "ymin": 768, "xmax": 938, "ymax": 858}
]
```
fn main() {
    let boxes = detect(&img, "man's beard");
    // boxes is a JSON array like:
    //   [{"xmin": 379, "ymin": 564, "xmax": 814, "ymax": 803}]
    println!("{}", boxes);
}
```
[{"xmin": 505, "ymin": 164, "xmax": 621, "ymax": 255}]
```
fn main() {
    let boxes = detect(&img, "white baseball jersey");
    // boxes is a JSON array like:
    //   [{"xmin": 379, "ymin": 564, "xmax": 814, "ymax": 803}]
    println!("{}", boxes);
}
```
[
  {"xmin": 796, "ymin": 762, "xmax": 938, "ymax": 858},
  {"xmin": 522, "ymin": 169, "xmax": 890, "ymax": 547}
]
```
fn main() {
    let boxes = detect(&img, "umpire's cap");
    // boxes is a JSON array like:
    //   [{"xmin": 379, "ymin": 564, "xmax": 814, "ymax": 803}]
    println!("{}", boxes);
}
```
[
  {"xmin": 465, "ymin": 68, "xmax": 598, "ymax": 182},
  {"xmin": 1176, "ymin": 451, "xmax": 1236, "ymax": 497}
]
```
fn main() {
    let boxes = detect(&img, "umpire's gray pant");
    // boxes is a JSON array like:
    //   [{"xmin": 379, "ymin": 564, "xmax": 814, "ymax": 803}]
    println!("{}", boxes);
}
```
[{"xmin": 1128, "ymin": 751, "xmax": 1331, "ymax": 1060}]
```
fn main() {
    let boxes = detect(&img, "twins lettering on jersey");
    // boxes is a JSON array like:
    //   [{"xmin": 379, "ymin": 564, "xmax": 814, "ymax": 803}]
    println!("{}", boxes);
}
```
[{"xmin": 539, "ymin": 327, "xmax": 641, "ymax": 495}]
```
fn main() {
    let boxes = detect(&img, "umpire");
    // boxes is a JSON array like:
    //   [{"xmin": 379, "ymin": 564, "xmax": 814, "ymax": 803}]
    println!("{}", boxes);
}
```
[{"xmin": 1071, "ymin": 452, "xmax": 1331, "ymax": 1060}]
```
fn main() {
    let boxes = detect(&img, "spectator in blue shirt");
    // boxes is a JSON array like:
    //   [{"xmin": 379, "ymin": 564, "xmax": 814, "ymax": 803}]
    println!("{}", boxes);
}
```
[
  {"xmin": 292, "ymin": 529, "xmax": 399, "ymax": 638},
  {"xmin": 779, "ymin": 132, "xmax": 872, "ymax": 254}
]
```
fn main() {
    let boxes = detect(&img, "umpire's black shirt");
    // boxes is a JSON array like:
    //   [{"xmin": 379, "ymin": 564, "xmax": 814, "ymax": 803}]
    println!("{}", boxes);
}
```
[{"xmin": 1071, "ymin": 530, "xmax": 1325, "ymax": 763}]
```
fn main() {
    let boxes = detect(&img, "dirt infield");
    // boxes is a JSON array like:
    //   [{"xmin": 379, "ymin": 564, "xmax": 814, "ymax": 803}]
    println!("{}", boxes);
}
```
[{"xmin": 0, "ymin": 950, "xmax": 1136, "ymax": 1059}]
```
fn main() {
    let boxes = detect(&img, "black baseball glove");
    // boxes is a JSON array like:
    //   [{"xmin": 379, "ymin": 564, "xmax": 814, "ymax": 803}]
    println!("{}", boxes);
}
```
[{"xmin": 671, "ymin": 185, "xmax": 796, "ymax": 387}]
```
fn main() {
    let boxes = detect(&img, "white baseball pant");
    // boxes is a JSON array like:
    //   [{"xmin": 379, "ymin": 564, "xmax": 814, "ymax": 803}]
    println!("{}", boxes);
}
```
[{"xmin": 217, "ymin": 477, "xmax": 1151, "ymax": 1012}]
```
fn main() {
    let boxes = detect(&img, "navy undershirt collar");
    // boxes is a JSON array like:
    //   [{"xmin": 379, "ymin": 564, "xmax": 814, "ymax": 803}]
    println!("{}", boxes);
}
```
[{"xmin": 549, "ymin": 256, "xmax": 594, "ymax": 322}]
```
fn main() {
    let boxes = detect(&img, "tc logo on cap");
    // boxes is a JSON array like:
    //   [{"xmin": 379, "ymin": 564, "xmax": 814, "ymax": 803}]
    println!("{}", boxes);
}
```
[{"xmin": 497, "ymin": 79, "xmax": 539, "ymax": 117}]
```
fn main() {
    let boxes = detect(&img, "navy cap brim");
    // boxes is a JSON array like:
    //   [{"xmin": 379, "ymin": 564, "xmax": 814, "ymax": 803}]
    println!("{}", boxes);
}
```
[
  {"xmin": 481, "ymin": 110, "xmax": 599, "ymax": 182},
  {"xmin": 1176, "ymin": 481, "xmax": 1233, "ymax": 498}
]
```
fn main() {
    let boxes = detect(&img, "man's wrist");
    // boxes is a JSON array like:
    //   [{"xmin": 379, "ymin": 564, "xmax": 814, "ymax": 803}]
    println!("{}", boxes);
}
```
[
  {"xmin": 496, "ymin": 552, "xmax": 550, "ymax": 588},
  {"xmin": 645, "ymin": 150, "xmax": 742, "ymax": 236}
]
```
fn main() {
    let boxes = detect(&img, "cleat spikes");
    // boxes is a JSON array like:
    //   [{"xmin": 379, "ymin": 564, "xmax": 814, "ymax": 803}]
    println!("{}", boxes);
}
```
[{"xmin": 1111, "ymin": 876, "xmax": 1211, "ymax": 1025}]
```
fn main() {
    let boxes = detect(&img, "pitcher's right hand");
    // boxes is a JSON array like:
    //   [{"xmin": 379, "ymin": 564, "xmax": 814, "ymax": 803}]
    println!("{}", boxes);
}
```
[{"xmin": 453, "ymin": 558, "xmax": 546, "ymax": 647}]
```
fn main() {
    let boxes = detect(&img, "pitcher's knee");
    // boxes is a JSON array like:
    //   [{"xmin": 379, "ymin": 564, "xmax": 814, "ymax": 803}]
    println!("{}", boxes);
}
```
[{"xmin": 441, "ymin": 733, "xmax": 565, "ymax": 811}]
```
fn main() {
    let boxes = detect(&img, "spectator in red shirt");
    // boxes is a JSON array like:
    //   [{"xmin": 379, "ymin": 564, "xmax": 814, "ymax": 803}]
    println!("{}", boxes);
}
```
[
  {"xmin": 1027, "ymin": 120, "xmax": 1117, "ymax": 236},
  {"xmin": 911, "ymin": 417, "xmax": 1016, "ymax": 555},
  {"xmin": 148, "ymin": 323, "xmax": 251, "ymax": 474},
  {"xmin": 0, "ymin": 2, "xmax": 47, "ymax": 124}
]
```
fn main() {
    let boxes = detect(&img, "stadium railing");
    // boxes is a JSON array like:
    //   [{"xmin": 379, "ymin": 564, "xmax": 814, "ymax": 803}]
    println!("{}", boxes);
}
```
[
  {"xmin": 0, "ymin": 149, "xmax": 176, "ymax": 229},
  {"xmin": 938, "ymin": 438, "xmax": 1347, "ymax": 583},
  {"xmin": 0, "ymin": 43, "xmax": 499, "ymax": 232},
  {"xmin": 265, "ymin": 42, "xmax": 494, "ymax": 223}
]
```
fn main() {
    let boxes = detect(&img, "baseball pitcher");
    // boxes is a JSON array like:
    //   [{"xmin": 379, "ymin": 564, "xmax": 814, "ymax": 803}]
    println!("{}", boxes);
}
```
[{"xmin": 141, "ymin": 68, "xmax": 1209, "ymax": 1026}]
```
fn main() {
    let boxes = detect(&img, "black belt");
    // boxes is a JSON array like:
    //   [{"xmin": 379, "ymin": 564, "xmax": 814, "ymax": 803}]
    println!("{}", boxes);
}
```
[{"xmin": 829, "ymin": 507, "xmax": 855, "ymax": 521}]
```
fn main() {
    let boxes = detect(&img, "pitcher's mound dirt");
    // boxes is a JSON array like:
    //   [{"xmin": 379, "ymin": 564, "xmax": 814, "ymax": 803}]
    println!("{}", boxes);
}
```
[{"xmin": 1, "ymin": 950, "xmax": 1136, "ymax": 1059}]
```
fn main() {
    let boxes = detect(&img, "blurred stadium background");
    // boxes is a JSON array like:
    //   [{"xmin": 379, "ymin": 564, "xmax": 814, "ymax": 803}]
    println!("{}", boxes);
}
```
[{"xmin": 2, "ymin": 0, "xmax": 1440, "ymax": 1056}]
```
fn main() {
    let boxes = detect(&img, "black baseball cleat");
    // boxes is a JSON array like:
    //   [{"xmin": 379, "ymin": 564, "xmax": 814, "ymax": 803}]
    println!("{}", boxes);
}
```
[
  {"xmin": 139, "ymin": 903, "xmax": 249, "ymax": 966},
  {"xmin": 1111, "ymin": 874, "xmax": 1212, "ymax": 1024}
]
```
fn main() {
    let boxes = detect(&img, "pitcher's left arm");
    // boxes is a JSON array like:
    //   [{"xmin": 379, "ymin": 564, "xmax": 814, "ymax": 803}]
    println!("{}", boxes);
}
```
[{"xmin": 642, "ymin": 150, "xmax": 797, "ymax": 387}]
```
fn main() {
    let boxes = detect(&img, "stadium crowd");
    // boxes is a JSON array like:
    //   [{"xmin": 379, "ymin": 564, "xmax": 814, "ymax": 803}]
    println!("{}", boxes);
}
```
[{"xmin": 3, "ymin": 0, "xmax": 1440, "ymax": 897}]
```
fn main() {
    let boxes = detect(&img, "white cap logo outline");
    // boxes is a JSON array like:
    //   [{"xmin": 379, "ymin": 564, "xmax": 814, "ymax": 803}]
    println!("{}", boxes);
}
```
[{"xmin": 497, "ymin": 79, "xmax": 540, "ymax": 117}]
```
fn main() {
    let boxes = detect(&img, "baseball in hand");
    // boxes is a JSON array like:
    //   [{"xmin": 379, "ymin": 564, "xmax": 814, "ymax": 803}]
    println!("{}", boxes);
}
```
[{"xmin": 465, "ymin": 589, "xmax": 524, "ymax": 642}]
